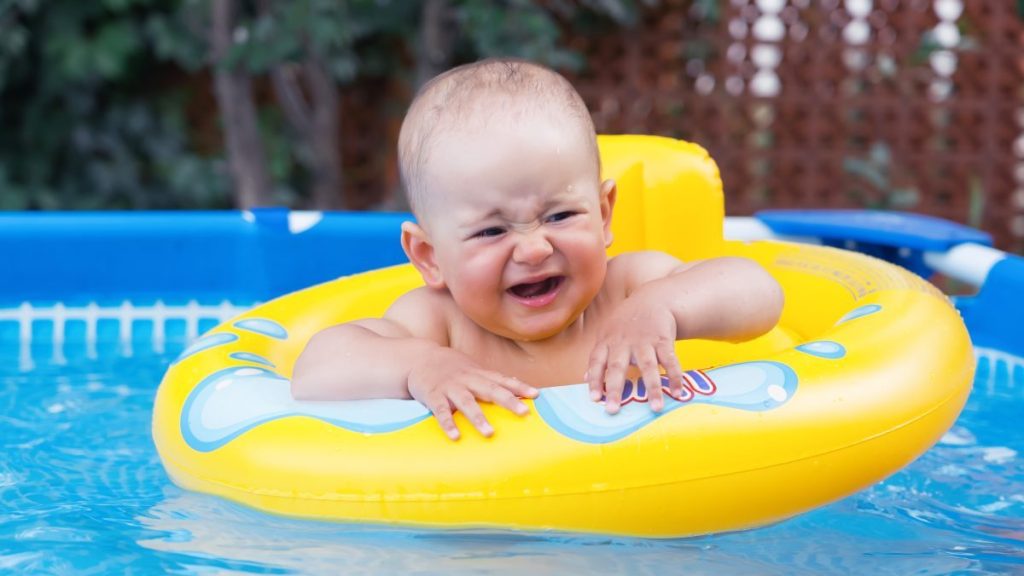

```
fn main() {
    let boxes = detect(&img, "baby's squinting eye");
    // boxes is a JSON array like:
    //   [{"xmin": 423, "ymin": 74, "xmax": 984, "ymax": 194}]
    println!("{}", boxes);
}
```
[
  {"xmin": 546, "ymin": 211, "xmax": 576, "ymax": 223},
  {"xmin": 473, "ymin": 226, "xmax": 505, "ymax": 239}
]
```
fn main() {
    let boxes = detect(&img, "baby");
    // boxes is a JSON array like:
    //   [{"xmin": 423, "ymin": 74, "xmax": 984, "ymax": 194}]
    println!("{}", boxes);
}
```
[{"xmin": 292, "ymin": 58, "xmax": 784, "ymax": 440}]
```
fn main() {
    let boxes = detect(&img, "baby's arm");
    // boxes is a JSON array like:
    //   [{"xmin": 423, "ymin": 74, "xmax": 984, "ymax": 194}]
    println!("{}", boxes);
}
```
[
  {"xmin": 291, "ymin": 290, "xmax": 537, "ymax": 440},
  {"xmin": 588, "ymin": 252, "xmax": 783, "ymax": 414}
]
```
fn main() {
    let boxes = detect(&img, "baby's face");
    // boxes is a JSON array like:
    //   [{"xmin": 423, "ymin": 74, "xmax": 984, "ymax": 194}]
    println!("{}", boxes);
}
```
[{"xmin": 418, "ymin": 114, "xmax": 613, "ymax": 342}]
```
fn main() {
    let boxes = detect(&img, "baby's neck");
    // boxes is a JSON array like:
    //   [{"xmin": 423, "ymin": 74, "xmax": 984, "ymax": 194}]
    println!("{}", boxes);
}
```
[
  {"xmin": 451, "ymin": 306, "xmax": 600, "ymax": 387},
  {"xmin": 504, "ymin": 310, "xmax": 591, "ymax": 358}
]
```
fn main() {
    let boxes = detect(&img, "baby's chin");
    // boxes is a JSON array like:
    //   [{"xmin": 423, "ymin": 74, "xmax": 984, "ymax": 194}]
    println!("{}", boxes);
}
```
[
  {"xmin": 507, "ymin": 329, "xmax": 565, "ymax": 343},
  {"xmin": 487, "ymin": 314, "xmax": 585, "ymax": 343}
]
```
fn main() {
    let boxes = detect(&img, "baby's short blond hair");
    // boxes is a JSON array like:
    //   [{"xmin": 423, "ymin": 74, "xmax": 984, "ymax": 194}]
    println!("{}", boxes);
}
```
[{"xmin": 398, "ymin": 58, "xmax": 598, "ymax": 217}]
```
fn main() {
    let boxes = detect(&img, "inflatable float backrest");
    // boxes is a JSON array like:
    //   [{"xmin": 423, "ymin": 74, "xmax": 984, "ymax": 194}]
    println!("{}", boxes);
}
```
[{"xmin": 599, "ymin": 135, "xmax": 725, "ymax": 262}]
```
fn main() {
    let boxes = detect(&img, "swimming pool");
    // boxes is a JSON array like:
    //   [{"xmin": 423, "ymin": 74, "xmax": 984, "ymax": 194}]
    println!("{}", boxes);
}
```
[{"xmin": 2, "ymin": 210, "xmax": 1023, "ymax": 574}]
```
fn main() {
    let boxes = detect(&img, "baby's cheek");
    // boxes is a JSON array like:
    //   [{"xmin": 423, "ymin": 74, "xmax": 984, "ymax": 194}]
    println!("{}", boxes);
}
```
[
  {"xmin": 455, "ymin": 252, "xmax": 503, "ymax": 290},
  {"xmin": 571, "ymin": 237, "xmax": 609, "ymax": 283}
]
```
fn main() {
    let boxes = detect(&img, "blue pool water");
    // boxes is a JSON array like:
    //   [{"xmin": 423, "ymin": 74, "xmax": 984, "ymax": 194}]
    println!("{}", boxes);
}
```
[{"xmin": 1, "ymin": 342, "xmax": 1023, "ymax": 574}]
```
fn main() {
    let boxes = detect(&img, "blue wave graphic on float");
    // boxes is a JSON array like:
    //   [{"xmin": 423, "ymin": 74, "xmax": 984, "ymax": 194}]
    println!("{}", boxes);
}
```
[
  {"xmin": 180, "ymin": 360, "xmax": 799, "ymax": 450},
  {"xmin": 534, "ymin": 362, "xmax": 798, "ymax": 443}
]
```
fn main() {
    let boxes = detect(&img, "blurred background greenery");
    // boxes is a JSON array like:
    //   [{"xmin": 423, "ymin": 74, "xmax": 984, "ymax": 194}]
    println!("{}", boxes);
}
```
[
  {"xmin": 2, "ymin": 0, "xmax": 1021, "ymax": 251},
  {"xmin": 0, "ymin": 0, "xmax": 644, "ymax": 211}
]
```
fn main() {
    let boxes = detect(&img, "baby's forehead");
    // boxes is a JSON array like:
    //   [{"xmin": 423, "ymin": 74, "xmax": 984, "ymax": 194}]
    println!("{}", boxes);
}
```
[
  {"xmin": 410, "ymin": 86, "xmax": 587, "ymax": 142},
  {"xmin": 411, "ymin": 61, "xmax": 592, "ymax": 137},
  {"xmin": 400, "ymin": 60, "xmax": 598, "ymax": 219}
]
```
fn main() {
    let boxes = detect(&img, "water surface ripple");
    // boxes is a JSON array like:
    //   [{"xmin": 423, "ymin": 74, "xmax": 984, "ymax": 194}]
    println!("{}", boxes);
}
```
[{"xmin": 0, "ymin": 352, "xmax": 1021, "ymax": 575}]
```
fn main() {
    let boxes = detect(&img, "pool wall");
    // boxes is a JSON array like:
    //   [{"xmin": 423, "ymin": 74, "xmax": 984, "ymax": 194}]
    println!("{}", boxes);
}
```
[
  {"xmin": 2, "ymin": 208, "xmax": 410, "ymax": 306},
  {"xmin": 6, "ymin": 209, "xmax": 1022, "ymax": 368},
  {"xmin": 1, "ymin": 209, "xmax": 412, "ymax": 368}
]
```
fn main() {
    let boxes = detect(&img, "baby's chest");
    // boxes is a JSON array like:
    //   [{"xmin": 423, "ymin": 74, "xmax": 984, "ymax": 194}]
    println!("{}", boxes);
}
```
[{"xmin": 454, "ymin": 336, "xmax": 595, "ymax": 388}]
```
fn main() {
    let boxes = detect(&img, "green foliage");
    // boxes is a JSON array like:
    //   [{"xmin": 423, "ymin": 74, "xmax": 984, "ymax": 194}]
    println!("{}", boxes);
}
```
[
  {"xmin": 0, "ymin": 0, "xmax": 653, "ymax": 210},
  {"xmin": 456, "ymin": 0, "xmax": 583, "ymax": 70},
  {"xmin": 453, "ymin": 0, "xmax": 649, "ymax": 71},
  {"xmin": 158, "ymin": 0, "xmax": 419, "ymax": 82},
  {"xmin": 0, "ymin": 0, "xmax": 230, "ymax": 209}
]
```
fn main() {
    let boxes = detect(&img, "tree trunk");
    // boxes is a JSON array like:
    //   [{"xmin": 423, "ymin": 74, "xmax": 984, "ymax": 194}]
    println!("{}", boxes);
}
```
[
  {"xmin": 304, "ymin": 56, "xmax": 343, "ymax": 209},
  {"xmin": 268, "ymin": 58, "xmax": 344, "ymax": 210},
  {"xmin": 416, "ymin": 0, "xmax": 454, "ymax": 89},
  {"xmin": 210, "ymin": 0, "xmax": 274, "ymax": 209},
  {"xmin": 387, "ymin": 0, "xmax": 454, "ymax": 211}
]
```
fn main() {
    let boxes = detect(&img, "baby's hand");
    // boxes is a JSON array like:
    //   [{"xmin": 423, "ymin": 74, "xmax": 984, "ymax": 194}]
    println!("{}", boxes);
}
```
[
  {"xmin": 587, "ymin": 297, "xmax": 686, "ymax": 414},
  {"xmin": 407, "ymin": 348, "xmax": 538, "ymax": 441}
]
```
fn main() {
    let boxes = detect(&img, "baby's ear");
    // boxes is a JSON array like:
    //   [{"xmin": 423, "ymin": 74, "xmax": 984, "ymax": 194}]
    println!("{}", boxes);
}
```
[
  {"xmin": 600, "ymin": 178, "xmax": 617, "ymax": 248},
  {"xmin": 401, "ymin": 221, "xmax": 446, "ymax": 289}
]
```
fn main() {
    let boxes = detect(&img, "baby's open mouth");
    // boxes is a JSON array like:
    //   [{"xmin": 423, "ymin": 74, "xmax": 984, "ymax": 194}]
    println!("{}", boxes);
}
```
[{"xmin": 508, "ymin": 276, "xmax": 564, "ymax": 299}]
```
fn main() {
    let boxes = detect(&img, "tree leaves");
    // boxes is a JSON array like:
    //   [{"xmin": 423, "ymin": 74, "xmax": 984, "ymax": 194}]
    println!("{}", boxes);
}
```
[{"xmin": 0, "ymin": 0, "xmax": 646, "ymax": 209}]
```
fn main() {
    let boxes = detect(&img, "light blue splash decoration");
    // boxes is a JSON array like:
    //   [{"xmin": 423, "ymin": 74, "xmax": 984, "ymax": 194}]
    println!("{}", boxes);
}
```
[
  {"xmin": 233, "ymin": 318, "xmax": 288, "ymax": 340},
  {"xmin": 837, "ymin": 304, "xmax": 882, "ymax": 324},
  {"xmin": 535, "ymin": 361, "xmax": 798, "ymax": 444},
  {"xmin": 181, "ymin": 366, "xmax": 430, "ymax": 452},
  {"xmin": 796, "ymin": 340, "xmax": 847, "ymax": 359},
  {"xmin": 228, "ymin": 352, "xmax": 276, "ymax": 367},
  {"xmin": 173, "ymin": 333, "xmax": 238, "ymax": 365}
]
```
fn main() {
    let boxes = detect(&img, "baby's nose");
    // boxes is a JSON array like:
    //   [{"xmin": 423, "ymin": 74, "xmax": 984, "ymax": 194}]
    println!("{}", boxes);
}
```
[{"xmin": 512, "ymin": 231, "xmax": 554, "ymax": 264}]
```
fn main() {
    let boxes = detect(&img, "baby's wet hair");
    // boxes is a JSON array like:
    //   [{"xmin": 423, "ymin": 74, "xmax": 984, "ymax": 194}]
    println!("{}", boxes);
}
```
[{"xmin": 398, "ymin": 58, "xmax": 598, "ymax": 217}]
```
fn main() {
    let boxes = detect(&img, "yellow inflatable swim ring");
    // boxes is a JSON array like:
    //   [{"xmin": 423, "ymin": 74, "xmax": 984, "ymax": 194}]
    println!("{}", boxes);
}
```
[{"xmin": 153, "ymin": 136, "xmax": 974, "ymax": 537}]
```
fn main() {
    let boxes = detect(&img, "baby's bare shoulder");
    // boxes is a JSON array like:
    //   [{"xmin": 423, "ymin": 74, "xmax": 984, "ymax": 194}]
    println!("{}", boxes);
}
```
[
  {"xmin": 383, "ymin": 287, "xmax": 454, "ymax": 345},
  {"xmin": 606, "ymin": 251, "xmax": 692, "ymax": 294}
]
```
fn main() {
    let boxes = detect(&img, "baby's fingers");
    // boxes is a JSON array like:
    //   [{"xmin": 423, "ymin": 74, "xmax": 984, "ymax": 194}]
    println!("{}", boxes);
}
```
[
  {"xmin": 586, "ymin": 345, "xmax": 609, "ymax": 402},
  {"xmin": 635, "ymin": 346, "xmax": 664, "ymax": 412},
  {"xmin": 603, "ymin": 347, "xmax": 631, "ymax": 414},
  {"xmin": 657, "ymin": 342, "xmax": 685, "ymax": 398},
  {"xmin": 426, "ymin": 396, "xmax": 460, "ymax": 441},
  {"xmin": 473, "ymin": 377, "xmax": 531, "ymax": 416},
  {"xmin": 493, "ymin": 374, "xmax": 539, "ymax": 400},
  {"xmin": 449, "ymin": 389, "xmax": 494, "ymax": 438}
]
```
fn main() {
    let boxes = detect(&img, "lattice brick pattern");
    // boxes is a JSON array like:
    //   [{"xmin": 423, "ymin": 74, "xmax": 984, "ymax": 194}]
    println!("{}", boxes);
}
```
[{"xmin": 567, "ymin": 0, "xmax": 1024, "ymax": 252}]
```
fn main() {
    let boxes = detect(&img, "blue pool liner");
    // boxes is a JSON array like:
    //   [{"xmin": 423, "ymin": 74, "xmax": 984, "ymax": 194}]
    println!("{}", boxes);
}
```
[
  {"xmin": 955, "ymin": 255, "xmax": 1024, "ymax": 359},
  {"xmin": 1, "ymin": 208, "xmax": 410, "ymax": 306},
  {"xmin": 3, "ymin": 208, "xmax": 1021, "ymax": 366}
]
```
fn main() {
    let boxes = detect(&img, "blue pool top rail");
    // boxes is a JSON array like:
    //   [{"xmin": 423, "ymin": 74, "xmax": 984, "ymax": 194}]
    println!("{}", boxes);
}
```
[
  {"xmin": 5, "ymin": 207, "xmax": 1022, "ymax": 359},
  {"xmin": 2, "ymin": 208, "xmax": 409, "ymax": 306}
]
